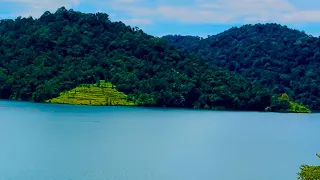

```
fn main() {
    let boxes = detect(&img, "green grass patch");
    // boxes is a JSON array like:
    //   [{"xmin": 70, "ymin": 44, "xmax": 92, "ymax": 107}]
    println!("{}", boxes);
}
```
[
  {"xmin": 289, "ymin": 101, "xmax": 312, "ymax": 113},
  {"xmin": 270, "ymin": 94, "xmax": 312, "ymax": 113},
  {"xmin": 45, "ymin": 80, "xmax": 136, "ymax": 106}
]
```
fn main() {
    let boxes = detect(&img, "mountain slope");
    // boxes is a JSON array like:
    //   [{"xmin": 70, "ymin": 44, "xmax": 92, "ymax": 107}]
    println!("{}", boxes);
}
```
[
  {"xmin": 163, "ymin": 24, "xmax": 320, "ymax": 110},
  {"xmin": 0, "ymin": 8, "xmax": 307, "ymax": 112}
]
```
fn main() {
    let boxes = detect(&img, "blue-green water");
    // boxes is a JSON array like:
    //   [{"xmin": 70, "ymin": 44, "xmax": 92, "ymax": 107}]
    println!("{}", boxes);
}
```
[{"xmin": 0, "ymin": 100, "xmax": 319, "ymax": 180}]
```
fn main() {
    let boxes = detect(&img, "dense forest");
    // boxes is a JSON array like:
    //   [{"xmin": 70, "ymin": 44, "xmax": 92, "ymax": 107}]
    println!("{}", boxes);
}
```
[
  {"xmin": 0, "ymin": 7, "xmax": 290, "ymax": 111},
  {"xmin": 163, "ymin": 24, "xmax": 320, "ymax": 110}
]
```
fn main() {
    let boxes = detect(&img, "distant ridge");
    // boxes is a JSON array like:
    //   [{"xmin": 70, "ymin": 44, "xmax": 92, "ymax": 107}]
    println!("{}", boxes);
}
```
[{"xmin": 163, "ymin": 23, "xmax": 320, "ymax": 110}]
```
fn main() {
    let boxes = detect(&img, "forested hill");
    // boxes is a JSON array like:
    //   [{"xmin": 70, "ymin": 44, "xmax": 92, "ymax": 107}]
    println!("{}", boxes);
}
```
[
  {"xmin": 163, "ymin": 24, "xmax": 320, "ymax": 110},
  {"xmin": 0, "ymin": 7, "xmax": 309, "ymax": 112}
]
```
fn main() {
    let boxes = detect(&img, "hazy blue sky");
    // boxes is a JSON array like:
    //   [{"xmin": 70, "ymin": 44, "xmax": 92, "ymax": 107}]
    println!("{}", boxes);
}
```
[{"xmin": 1, "ymin": 0, "xmax": 320, "ymax": 37}]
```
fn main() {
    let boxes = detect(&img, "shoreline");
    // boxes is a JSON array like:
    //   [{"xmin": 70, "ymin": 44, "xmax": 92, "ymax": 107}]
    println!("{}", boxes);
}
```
[
  {"xmin": 0, "ymin": 99, "xmax": 313, "ymax": 114},
  {"xmin": 44, "ymin": 100, "xmax": 314, "ymax": 114}
]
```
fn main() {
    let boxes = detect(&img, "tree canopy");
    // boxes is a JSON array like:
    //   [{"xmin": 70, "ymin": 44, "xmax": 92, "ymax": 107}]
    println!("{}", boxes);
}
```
[
  {"xmin": 163, "ymin": 24, "xmax": 320, "ymax": 110},
  {"xmin": 0, "ymin": 7, "xmax": 287, "ymax": 111},
  {"xmin": 298, "ymin": 154, "xmax": 320, "ymax": 180},
  {"xmin": 0, "ymin": 8, "xmax": 312, "ymax": 112}
]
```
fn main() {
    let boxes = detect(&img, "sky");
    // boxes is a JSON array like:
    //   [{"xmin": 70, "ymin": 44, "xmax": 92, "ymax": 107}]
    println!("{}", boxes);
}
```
[{"xmin": 1, "ymin": 0, "xmax": 320, "ymax": 37}]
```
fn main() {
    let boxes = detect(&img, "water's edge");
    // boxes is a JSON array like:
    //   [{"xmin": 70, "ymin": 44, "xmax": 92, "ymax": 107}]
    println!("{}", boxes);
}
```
[{"xmin": 1, "ymin": 99, "xmax": 316, "ymax": 114}]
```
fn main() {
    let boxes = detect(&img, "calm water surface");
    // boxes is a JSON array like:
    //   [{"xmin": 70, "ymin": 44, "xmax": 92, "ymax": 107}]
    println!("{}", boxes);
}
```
[{"xmin": 0, "ymin": 100, "xmax": 319, "ymax": 180}]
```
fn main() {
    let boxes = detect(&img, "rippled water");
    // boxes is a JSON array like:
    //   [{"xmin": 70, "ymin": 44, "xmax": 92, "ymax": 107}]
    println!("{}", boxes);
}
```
[{"xmin": 0, "ymin": 100, "xmax": 319, "ymax": 180}]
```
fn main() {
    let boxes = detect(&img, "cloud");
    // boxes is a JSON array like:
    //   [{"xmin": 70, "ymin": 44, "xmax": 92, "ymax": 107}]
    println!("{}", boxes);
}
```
[
  {"xmin": 192, "ymin": 0, "xmax": 320, "ymax": 23},
  {"xmin": 120, "ymin": 18, "xmax": 153, "ymax": 25},
  {"xmin": 3, "ymin": 0, "xmax": 320, "ymax": 24},
  {"xmin": 197, "ymin": 0, "xmax": 295, "ymax": 12},
  {"xmin": 157, "ymin": 5, "xmax": 234, "ymax": 23},
  {"xmin": 108, "ymin": 2, "xmax": 155, "ymax": 16},
  {"xmin": 281, "ymin": 10, "xmax": 320, "ymax": 22},
  {"xmin": 108, "ymin": 0, "xmax": 320, "ymax": 24},
  {"xmin": 2, "ymin": 0, "xmax": 81, "ymax": 18},
  {"xmin": 115, "ymin": 0, "xmax": 139, "ymax": 3}
]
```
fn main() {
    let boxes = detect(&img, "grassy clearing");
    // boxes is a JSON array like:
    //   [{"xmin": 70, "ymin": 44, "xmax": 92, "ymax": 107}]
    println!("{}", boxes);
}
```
[
  {"xmin": 289, "ymin": 101, "xmax": 312, "ymax": 113},
  {"xmin": 276, "ymin": 93, "xmax": 312, "ymax": 113},
  {"xmin": 45, "ymin": 80, "xmax": 136, "ymax": 106}
]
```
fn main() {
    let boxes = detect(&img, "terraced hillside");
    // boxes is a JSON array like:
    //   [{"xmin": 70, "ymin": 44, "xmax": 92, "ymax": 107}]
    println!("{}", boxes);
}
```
[{"xmin": 46, "ymin": 80, "xmax": 135, "ymax": 106}]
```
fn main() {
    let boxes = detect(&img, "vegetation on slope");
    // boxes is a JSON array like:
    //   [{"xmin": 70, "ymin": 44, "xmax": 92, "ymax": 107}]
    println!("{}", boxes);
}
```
[
  {"xmin": 289, "ymin": 102, "xmax": 312, "ymax": 113},
  {"xmin": 298, "ymin": 154, "xmax": 320, "ymax": 180},
  {"xmin": 45, "ymin": 80, "xmax": 135, "ymax": 106},
  {"xmin": 0, "ymin": 7, "xmax": 287, "ymax": 111},
  {"xmin": 163, "ymin": 24, "xmax": 320, "ymax": 110},
  {"xmin": 269, "ymin": 94, "xmax": 311, "ymax": 113}
]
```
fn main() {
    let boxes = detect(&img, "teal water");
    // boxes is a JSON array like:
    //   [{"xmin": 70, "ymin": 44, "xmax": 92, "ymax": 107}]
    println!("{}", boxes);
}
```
[{"xmin": 0, "ymin": 100, "xmax": 319, "ymax": 180}]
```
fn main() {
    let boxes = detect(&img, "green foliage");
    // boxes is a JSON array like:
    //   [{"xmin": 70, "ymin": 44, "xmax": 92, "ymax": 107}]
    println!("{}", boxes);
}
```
[
  {"xmin": 270, "ymin": 94, "xmax": 311, "ymax": 113},
  {"xmin": 298, "ymin": 154, "xmax": 320, "ymax": 180},
  {"xmin": 0, "ymin": 7, "xmax": 303, "ymax": 112},
  {"xmin": 270, "ymin": 95, "xmax": 290, "ymax": 112},
  {"xmin": 163, "ymin": 24, "xmax": 320, "ymax": 110},
  {"xmin": 280, "ymin": 93, "xmax": 290, "ymax": 101},
  {"xmin": 46, "ymin": 80, "xmax": 135, "ymax": 106},
  {"xmin": 289, "ymin": 102, "xmax": 312, "ymax": 113}
]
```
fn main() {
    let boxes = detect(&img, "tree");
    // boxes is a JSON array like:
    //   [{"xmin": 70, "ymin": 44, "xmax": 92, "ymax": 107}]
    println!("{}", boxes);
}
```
[
  {"xmin": 298, "ymin": 154, "xmax": 320, "ymax": 180},
  {"xmin": 280, "ymin": 93, "xmax": 290, "ymax": 101},
  {"xmin": 96, "ymin": 79, "xmax": 101, "ymax": 87},
  {"xmin": 270, "ymin": 95, "xmax": 290, "ymax": 112}
]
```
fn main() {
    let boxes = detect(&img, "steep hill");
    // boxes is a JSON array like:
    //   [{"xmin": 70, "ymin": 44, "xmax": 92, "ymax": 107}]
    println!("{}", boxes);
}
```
[
  {"xmin": 163, "ymin": 24, "xmax": 320, "ymax": 110},
  {"xmin": 0, "ymin": 8, "xmax": 309, "ymax": 112}
]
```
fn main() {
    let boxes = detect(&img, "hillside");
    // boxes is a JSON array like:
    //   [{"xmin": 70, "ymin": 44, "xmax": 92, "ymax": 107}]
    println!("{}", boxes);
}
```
[
  {"xmin": 0, "ymin": 7, "xmax": 310, "ymax": 112},
  {"xmin": 163, "ymin": 24, "xmax": 320, "ymax": 110},
  {"xmin": 46, "ymin": 80, "xmax": 135, "ymax": 106}
]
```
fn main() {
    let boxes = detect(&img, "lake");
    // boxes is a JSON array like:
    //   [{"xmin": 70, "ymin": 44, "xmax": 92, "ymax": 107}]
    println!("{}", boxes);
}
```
[{"xmin": 0, "ymin": 100, "xmax": 319, "ymax": 180}]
